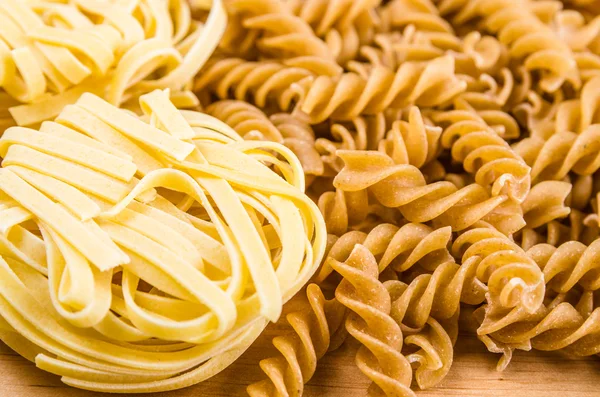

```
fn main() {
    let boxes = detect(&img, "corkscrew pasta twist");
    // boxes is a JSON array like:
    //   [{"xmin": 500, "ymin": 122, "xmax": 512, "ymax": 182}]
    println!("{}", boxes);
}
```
[
  {"xmin": 221, "ymin": 0, "xmax": 333, "ymax": 59},
  {"xmin": 386, "ymin": 280, "xmax": 458, "ymax": 389},
  {"xmin": 194, "ymin": 56, "xmax": 342, "ymax": 111},
  {"xmin": 452, "ymin": 227, "xmax": 546, "ymax": 323},
  {"xmin": 330, "ymin": 244, "xmax": 415, "ymax": 397},
  {"xmin": 518, "ymin": 209, "xmax": 600, "ymax": 250},
  {"xmin": 513, "ymin": 127, "xmax": 600, "ymax": 184},
  {"xmin": 333, "ymin": 150, "xmax": 526, "ymax": 234},
  {"xmin": 314, "ymin": 222, "xmax": 455, "ymax": 284},
  {"xmin": 527, "ymin": 240, "xmax": 600, "ymax": 294},
  {"xmin": 292, "ymin": 54, "xmax": 467, "ymax": 123},
  {"xmin": 432, "ymin": 108, "xmax": 530, "ymax": 203},
  {"xmin": 476, "ymin": 288, "xmax": 600, "ymax": 370},
  {"xmin": 438, "ymin": 0, "xmax": 580, "ymax": 92},
  {"xmin": 286, "ymin": 0, "xmax": 380, "ymax": 64},
  {"xmin": 246, "ymin": 284, "xmax": 347, "ymax": 397},
  {"xmin": 521, "ymin": 181, "xmax": 572, "ymax": 229}
]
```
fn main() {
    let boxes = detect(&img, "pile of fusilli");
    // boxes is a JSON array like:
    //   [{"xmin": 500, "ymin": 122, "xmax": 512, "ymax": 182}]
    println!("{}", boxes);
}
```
[{"xmin": 194, "ymin": 0, "xmax": 600, "ymax": 395}]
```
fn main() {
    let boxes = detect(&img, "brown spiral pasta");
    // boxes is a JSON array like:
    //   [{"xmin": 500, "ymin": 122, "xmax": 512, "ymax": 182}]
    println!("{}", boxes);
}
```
[
  {"xmin": 330, "ymin": 244, "xmax": 415, "ymax": 397},
  {"xmin": 513, "ymin": 127, "xmax": 600, "ymax": 184},
  {"xmin": 292, "ymin": 54, "xmax": 467, "ymax": 123},
  {"xmin": 402, "ymin": 316, "xmax": 456, "ymax": 390},
  {"xmin": 246, "ymin": 284, "xmax": 347, "ymax": 397},
  {"xmin": 333, "ymin": 150, "xmax": 526, "ymax": 234},
  {"xmin": 316, "ymin": 188, "xmax": 371, "ymax": 236},
  {"xmin": 315, "ymin": 222, "xmax": 455, "ymax": 284},
  {"xmin": 528, "ymin": 240, "xmax": 600, "ymax": 293},
  {"xmin": 439, "ymin": 0, "xmax": 580, "ymax": 92},
  {"xmin": 194, "ymin": 56, "xmax": 342, "ymax": 111},
  {"xmin": 455, "ymin": 69, "xmax": 515, "ymax": 110},
  {"xmin": 518, "ymin": 209, "xmax": 600, "ymax": 250},
  {"xmin": 475, "ymin": 288, "xmax": 600, "ymax": 370},
  {"xmin": 382, "ymin": 0, "xmax": 454, "ymax": 35},
  {"xmin": 314, "ymin": 113, "xmax": 388, "ymax": 178},
  {"xmin": 220, "ymin": 0, "xmax": 332, "ymax": 59},
  {"xmin": 451, "ymin": 227, "xmax": 546, "ymax": 321},
  {"xmin": 554, "ymin": 8, "xmax": 600, "ymax": 52},
  {"xmin": 286, "ymin": 0, "xmax": 380, "ymax": 65},
  {"xmin": 521, "ymin": 180, "xmax": 572, "ymax": 229},
  {"xmin": 378, "ymin": 106, "xmax": 443, "ymax": 170},
  {"xmin": 432, "ymin": 108, "xmax": 530, "ymax": 203}
]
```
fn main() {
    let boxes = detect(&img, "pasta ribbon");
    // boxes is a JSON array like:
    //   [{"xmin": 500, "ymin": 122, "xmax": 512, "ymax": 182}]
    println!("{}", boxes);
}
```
[
  {"xmin": 0, "ymin": 0, "xmax": 227, "ymax": 128},
  {"xmin": 0, "ymin": 90, "xmax": 326, "ymax": 393}
]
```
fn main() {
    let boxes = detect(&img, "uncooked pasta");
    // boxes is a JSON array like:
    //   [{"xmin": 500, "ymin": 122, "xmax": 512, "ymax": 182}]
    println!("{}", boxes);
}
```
[
  {"xmin": 1, "ymin": 0, "xmax": 227, "ymax": 127},
  {"xmin": 0, "ymin": 90, "xmax": 326, "ymax": 393},
  {"xmin": 2, "ymin": 0, "xmax": 600, "ymax": 395}
]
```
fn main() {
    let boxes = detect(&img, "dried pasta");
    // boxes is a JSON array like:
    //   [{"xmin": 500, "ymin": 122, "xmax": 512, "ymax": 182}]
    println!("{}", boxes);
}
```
[
  {"xmin": 1, "ymin": 0, "xmax": 227, "ymax": 127},
  {"xmin": 333, "ymin": 150, "xmax": 526, "ymax": 234},
  {"xmin": 3, "ymin": 0, "xmax": 600, "ymax": 395},
  {"xmin": 246, "ymin": 283, "xmax": 347, "ymax": 397},
  {"xmin": 331, "ymin": 244, "xmax": 414, "ymax": 397},
  {"xmin": 0, "ymin": 90, "xmax": 326, "ymax": 393}
]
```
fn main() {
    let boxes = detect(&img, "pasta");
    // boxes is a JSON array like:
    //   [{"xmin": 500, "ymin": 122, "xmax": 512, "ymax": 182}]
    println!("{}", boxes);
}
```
[
  {"xmin": 452, "ymin": 227, "xmax": 546, "ymax": 326},
  {"xmin": 220, "ymin": 0, "xmax": 332, "ymax": 59},
  {"xmin": 314, "ymin": 222, "xmax": 455, "ymax": 284},
  {"xmin": 528, "ymin": 240, "xmax": 600, "ymax": 293},
  {"xmin": 205, "ymin": 100, "xmax": 325, "ymax": 186},
  {"xmin": 3, "ymin": 0, "xmax": 600, "ymax": 395},
  {"xmin": 330, "ymin": 244, "xmax": 414, "ymax": 397},
  {"xmin": 432, "ymin": 107, "xmax": 530, "ymax": 202},
  {"xmin": 1, "ymin": 0, "xmax": 226, "ymax": 127},
  {"xmin": 333, "ymin": 150, "xmax": 526, "ymax": 234},
  {"xmin": 439, "ymin": 0, "xmax": 580, "ymax": 93},
  {"xmin": 475, "ymin": 286, "xmax": 600, "ymax": 370},
  {"xmin": 292, "ymin": 55, "xmax": 467, "ymax": 123},
  {"xmin": 247, "ymin": 284, "xmax": 347, "ymax": 397},
  {"xmin": 194, "ymin": 56, "xmax": 342, "ymax": 111},
  {"xmin": 0, "ymin": 90, "xmax": 327, "ymax": 392},
  {"xmin": 286, "ymin": 0, "xmax": 380, "ymax": 64}
]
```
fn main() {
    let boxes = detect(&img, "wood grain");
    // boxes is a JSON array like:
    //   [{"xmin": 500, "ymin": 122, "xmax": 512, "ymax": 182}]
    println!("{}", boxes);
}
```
[{"xmin": 1, "ymin": 324, "xmax": 599, "ymax": 397}]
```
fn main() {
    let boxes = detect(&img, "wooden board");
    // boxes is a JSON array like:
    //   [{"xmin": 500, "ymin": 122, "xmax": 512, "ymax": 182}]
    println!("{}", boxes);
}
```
[{"xmin": 1, "ymin": 325, "xmax": 600, "ymax": 397}]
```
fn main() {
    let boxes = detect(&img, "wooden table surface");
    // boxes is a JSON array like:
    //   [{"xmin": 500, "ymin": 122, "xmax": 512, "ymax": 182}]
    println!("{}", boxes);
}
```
[{"xmin": 1, "ymin": 324, "xmax": 599, "ymax": 397}]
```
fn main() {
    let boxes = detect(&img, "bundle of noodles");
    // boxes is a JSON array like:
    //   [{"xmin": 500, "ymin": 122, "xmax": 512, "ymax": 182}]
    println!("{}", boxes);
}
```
[
  {"xmin": 0, "ymin": 89, "xmax": 327, "ymax": 393},
  {"xmin": 0, "ymin": 0, "xmax": 226, "ymax": 128}
]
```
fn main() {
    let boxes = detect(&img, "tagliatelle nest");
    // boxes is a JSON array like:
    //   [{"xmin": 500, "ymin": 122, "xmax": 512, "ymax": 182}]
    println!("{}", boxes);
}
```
[
  {"xmin": 0, "ymin": 89, "xmax": 326, "ymax": 393},
  {"xmin": 0, "ymin": 0, "xmax": 226, "ymax": 128}
]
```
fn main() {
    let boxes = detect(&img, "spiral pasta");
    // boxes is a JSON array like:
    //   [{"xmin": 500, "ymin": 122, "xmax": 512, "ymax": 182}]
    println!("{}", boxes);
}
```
[
  {"xmin": 475, "ymin": 287, "xmax": 600, "ymax": 370},
  {"xmin": 330, "ymin": 244, "xmax": 415, "ymax": 397},
  {"xmin": 438, "ymin": 0, "xmax": 580, "ymax": 93},
  {"xmin": 518, "ymin": 209, "xmax": 600, "ymax": 250},
  {"xmin": 220, "ymin": 0, "xmax": 333, "ymax": 60},
  {"xmin": 286, "ymin": 0, "xmax": 380, "ymax": 64},
  {"xmin": 194, "ymin": 56, "xmax": 342, "ymax": 111},
  {"xmin": 432, "ymin": 108, "xmax": 530, "ymax": 203},
  {"xmin": 314, "ymin": 222, "xmax": 455, "ymax": 284},
  {"xmin": 0, "ymin": 90, "xmax": 327, "ymax": 393},
  {"xmin": 386, "ymin": 280, "xmax": 457, "ymax": 389},
  {"xmin": 292, "ymin": 54, "xmax": 467, "ymax": 123},
  {"xmin": 246, "ymin": 284, "xmax": 347, "ymax": 397},
  {"xmin": 513, "ymin": 128, "xmax": 600, "ymax": 184},
  {"xmin": 527, "ymin": 240, "xmax": 600, "ymax": 294},
  {"xmin": 333, "ymin": 150, "xmax": 526, "ymax": 234},
  {"xmin": 451, "ymin": 227, "xmax": 546, "ymax": 327}
]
